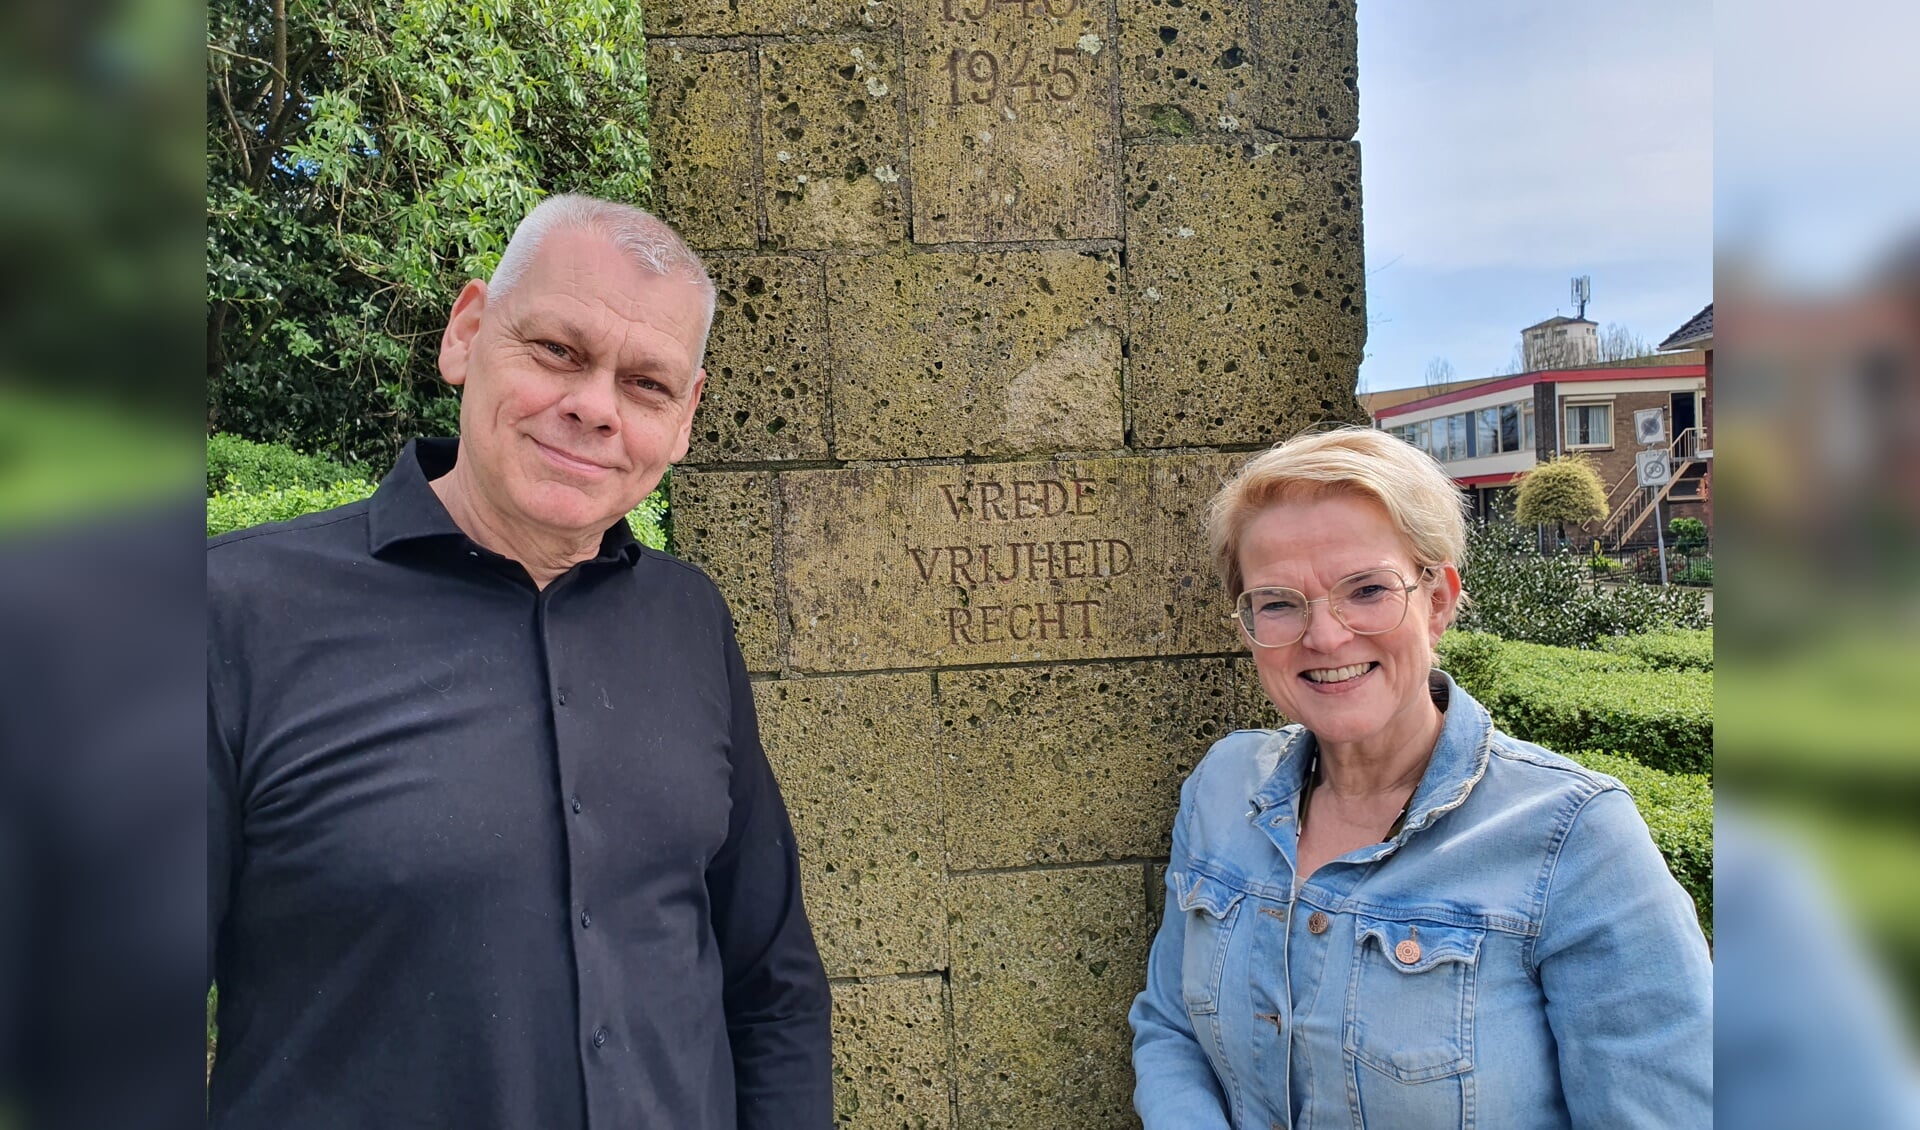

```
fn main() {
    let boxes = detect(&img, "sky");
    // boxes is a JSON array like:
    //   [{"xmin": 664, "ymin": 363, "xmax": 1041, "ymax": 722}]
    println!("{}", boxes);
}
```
[
  {"xmin": 1354, "ymin": 1, "xmax": 1713, "ymax": 393},
  {"xmin": 1714, "ymin": 0, "xmax": 1920, "ymax": 290}
]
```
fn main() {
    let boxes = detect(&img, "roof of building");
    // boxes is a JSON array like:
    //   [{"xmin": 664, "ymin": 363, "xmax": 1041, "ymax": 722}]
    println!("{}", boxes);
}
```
[
  {"xmin": 1523, "ymin": 315, "xmax": 1597, "ymax": 331},
  {"xmin": 1658, "ymin": 303, "xmax": 1713, "ymax": 351},
  {"xmin": 1357, "ymin": 375, "xmax": 1504, "ymax": 417},
  {"xmin": 1370, "ymin": 352, "xmax": 1709, "ymax": 421}
]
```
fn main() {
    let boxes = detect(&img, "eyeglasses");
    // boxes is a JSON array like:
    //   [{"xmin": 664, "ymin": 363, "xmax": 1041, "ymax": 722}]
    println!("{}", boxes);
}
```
[{"xmin": 1226, "ymin": 567, "xmax": 1436, "ymax": 649}]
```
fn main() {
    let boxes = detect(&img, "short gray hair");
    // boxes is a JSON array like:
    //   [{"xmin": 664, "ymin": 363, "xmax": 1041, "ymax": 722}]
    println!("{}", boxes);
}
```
[{"xmin": 488, "ymin": 194, "xmax": 719, "ymax": 364}]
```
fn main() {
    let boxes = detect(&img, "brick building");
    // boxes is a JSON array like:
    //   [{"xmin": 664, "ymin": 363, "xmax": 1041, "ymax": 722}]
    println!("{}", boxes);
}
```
[{"xmin": 1371, "ymin": 353, "xmax": 1710, "ymax": 551}]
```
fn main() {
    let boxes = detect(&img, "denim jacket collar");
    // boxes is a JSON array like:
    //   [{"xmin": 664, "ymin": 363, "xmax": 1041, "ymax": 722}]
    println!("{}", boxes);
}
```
[{"xmin": 1246, "ymin": 669, "xmax": 1493, "ymax": 861}]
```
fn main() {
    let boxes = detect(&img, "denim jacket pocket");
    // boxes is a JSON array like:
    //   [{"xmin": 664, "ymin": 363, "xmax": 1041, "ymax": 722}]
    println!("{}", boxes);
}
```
[
  {"xmin": 1344, "ymin": 915, "xmax": 1482, "ymax": 1083},
  {"xmin": 1170, "ymin": 869, "xmax": 1245, "ymax": 1016}
]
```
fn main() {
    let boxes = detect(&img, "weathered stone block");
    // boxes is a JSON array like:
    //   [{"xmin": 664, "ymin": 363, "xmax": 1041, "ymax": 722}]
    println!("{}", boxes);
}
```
[
  {"xmin": 1248, "ymin": 0, "xmax": 1358, "ymax": 138},
  {"xmin": 1149, "ymin": 862, "xmax": 1167, "ymax": 920},
  {"xmin": 939, "ymin": 659, "xmax": 1238, "ymax": 869},
  {"xmin": 778, "ymin": 454, "xmax": 1242, "ymax": 672},
  {"xmin": 647, "ymin": 45, "xmax": 759, "ymax": 249},
  {"xmin": 692, "ymin": 257, "xmax": 830, "ymax": 462},
  {"xmin": 670, "ymin": 471, "xmax": 779, "ymax": 671},
  {"xmin": 1235, "ymin": 656, "xmax": 1286, "ymax": 729},
  {"xmin": 760, "ymin": 42, "xmax": 908, "ymax": 248},
  {"xmin": 831, "ymin": 978, "xmax": 954, "ymax": 1130},
  {"xmin": 648, "ymin": 0, "xmax": 896, "ymax": 35},
  {"xmin": 949, "ymin": 867, "xmax": 1149, "ymax": 1129},
  {"xmin": 757, "ymin": 674, "xmax": 945, "ymax": 978},
  {"xmin": 904, "ymin": 0, "xmax": 1118, "ymax": 241},
  {"xmin": 827, "ymin": 250, "xmax": 1123, "ymax": 460},
  {"xmin": 1124, "ymin": 140, "xmax": 1367, "ymax": 448},
  {"xmin": 1117, "ymin": 0, "xmax": 1254, "ymax": 139}
]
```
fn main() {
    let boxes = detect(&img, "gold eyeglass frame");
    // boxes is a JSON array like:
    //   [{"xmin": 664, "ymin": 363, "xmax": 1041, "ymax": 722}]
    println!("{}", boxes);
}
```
[{"xmin": 1224, "ymin": 566, "xmax": 1439, "ymax": 649}]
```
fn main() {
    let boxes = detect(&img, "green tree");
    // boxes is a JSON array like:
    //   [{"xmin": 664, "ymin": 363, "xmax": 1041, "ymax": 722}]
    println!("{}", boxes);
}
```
[
  {"xmin": 206, "ymin": 0, "xmax": 653, "ymax": 467},
  {"xmin": 1515, "ymin": 454, "xmax": 1608, "ymax": 550}
]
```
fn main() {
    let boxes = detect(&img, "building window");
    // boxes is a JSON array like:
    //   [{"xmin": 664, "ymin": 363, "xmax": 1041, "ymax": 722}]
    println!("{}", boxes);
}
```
[
  {"xmin": 1443, "ymin": 413, "xmax": 1469, "ymax": 461},
  {"xmin": 1467, "ymin": 401, "xmax": 1538, "ymax": 456},
  {"xmin": 1564, "ymin": 401, "xmax": 1612, "ymax": 448}
]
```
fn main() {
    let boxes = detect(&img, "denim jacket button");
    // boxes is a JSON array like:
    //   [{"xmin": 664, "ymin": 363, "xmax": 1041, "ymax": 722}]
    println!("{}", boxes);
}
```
[
  {"xmin": 1396, "ymin": 937, "xmax": 1422, "ymax": 963},
  {"xmin": 1308, "ymin": 911, "xmax": 1329, "ymax": 934}
]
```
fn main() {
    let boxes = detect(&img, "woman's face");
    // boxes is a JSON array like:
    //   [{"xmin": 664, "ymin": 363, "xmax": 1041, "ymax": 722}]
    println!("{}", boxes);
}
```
[{"xmin": 1236, "ymin": 493, "xmax": 1461, "ymax": 759}]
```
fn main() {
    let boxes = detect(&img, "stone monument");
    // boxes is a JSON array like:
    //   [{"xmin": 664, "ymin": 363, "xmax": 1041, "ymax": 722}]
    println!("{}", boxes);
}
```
[{"xmin": 647, "ymin": 0, "xmax": 1364, "ymax": 1121}]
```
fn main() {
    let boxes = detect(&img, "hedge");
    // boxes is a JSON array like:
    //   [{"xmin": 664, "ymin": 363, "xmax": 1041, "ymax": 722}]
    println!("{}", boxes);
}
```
[
  {"xmin": 207, "ymin": 480, "xmax": 381, "ymax": 537},
  {"xmin": 1594, "ymin": 629, "xmax": 1714, "ymax": 672},
  {"xmin": 1437, "ymin": 631, "xmax": 1713, "ymax": 776},
  {"xmin": 207, "ymin": 432, "xmax": 368, "ymax": 497},
  {"xmin": 205, "ymin": 435, "xmax": 670, "ymax": 551},
  {"xmin": 1567, "ymin": 750, "xmax": 1713, "ymax": 942},
  {"xmin": 1434, "ymin": 631, "xmax": 1714, "ymax": 939}
]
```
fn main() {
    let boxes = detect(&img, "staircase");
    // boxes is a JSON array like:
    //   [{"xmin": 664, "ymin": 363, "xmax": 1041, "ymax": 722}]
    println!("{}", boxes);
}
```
[{"xmin": 1600, "ymin": 427, "xmax": 1707, "ymax": 552}]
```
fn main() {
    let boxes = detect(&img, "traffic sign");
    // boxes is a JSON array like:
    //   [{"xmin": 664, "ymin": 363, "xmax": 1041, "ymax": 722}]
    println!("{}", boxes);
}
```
[{"xmin": 1636, "ymin": 449, "xmax": 1672, "ymax": 488}]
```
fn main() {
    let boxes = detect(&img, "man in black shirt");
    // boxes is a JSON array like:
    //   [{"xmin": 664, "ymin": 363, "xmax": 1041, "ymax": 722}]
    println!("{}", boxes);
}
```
[{"xmin": 208, "ymin": 195, "xmax": 832, "ymax": 1128}]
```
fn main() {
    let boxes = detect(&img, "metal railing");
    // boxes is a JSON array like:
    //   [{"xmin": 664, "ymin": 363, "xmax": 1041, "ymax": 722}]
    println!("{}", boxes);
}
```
[{"xmin": 1599, "ymin": 427, "xmax": 1703, "ymax": 547}]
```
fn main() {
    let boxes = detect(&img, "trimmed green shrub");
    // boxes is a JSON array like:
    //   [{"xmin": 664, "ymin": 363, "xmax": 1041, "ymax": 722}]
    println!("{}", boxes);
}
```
[
  {"xmin": 1595, "ymin": 629, "xmax": 1714, "ymax": 672},
  {"xmin": 207, "ymin": 474, "xmax": 670, "ymax": 551},
  {"xmin": 1435, "ymin": 630, "xmax": 1506, "ymax": 700},
  {"xmin": 1479, "ymin": 659, "xmax": 1712, "ymax": 776},
  {"xmin": 207, "ymin": 480, "xmax": 381, "ymax": 536},
  {"xmin": 1515, "ymin": 453, "xmax": 1609, "ymax": 531},
  {"xmin": 1437, "ymin": 633, "xmax": 1714, "ymax": 776},
  {"xmin": 1566, "ymin": 750, "xmax": 1713, "ymax": 941},
  {"xmin": 207, "ymin": 433, "xmax": 367, "ymax": 497}
]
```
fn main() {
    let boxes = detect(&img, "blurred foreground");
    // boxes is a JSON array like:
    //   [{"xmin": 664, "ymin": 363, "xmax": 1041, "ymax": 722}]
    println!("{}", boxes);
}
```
[
  {"xmin": 1716, "ymin": 1, "xmax": 1920, "ymax": 1119},
  {"xmin": 0, "ymin": 0, "xmax": 203, "ymax": 1125}
]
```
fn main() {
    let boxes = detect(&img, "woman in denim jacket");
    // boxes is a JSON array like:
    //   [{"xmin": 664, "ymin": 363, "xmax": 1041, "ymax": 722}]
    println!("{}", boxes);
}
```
[{"xmin": 1129, "ymin": 427, "xmax": 1711, "ymax": 1128}]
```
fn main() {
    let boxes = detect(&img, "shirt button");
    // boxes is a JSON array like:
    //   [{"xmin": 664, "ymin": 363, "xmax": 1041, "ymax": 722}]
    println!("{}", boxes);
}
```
[
  {"xmin": 557, "ymin": 691, "xmax": 568, "ymax": 706},
  {"xmin": 571, "ymin": 796, "xmax": 583, "ymax": 814},
  {"xmin": 592, "ymin": 1027, "xmax": 608, "ymax": 1047},
  {"xmin": 1308, "ymin": 911, "xmax": 1330, "ymax": 934},
  {"xmin": 580, "ymin": 909, "xmax": 592, "ymax": 929}
]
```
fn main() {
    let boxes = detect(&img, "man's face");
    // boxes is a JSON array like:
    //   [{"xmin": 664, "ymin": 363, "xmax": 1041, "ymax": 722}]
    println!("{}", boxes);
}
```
[{"xmin": 436, "ymin": 228, "xmax": 707, "ymax": 544}]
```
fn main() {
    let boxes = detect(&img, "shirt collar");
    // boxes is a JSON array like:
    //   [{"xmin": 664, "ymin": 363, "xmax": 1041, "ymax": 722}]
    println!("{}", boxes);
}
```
[
  {"xmin": 1248, "ymin": 669, "xmax": 1494, "ymax": 844},
  {"xmin": 367, "ymin": 438, "xmax": 643, "ymax": 567}
]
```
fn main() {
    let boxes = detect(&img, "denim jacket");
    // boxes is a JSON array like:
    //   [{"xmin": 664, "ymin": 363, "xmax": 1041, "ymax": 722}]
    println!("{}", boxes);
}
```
[{"xmin": 1130, "ymin": 672, "xmax": 1711, "ymax": 1129}]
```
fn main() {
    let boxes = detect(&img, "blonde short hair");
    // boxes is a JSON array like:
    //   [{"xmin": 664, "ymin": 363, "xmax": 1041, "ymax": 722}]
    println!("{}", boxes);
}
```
[{"xmin": 1207, "ymin": 425, "xmax": 1470, "ymax": 598}]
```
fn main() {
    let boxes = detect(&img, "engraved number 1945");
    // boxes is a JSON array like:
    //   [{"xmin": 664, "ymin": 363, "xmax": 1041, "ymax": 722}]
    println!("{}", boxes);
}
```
[{"xmin": 941, "ymin": 45, "xmax": 1080, "ymax": 105}]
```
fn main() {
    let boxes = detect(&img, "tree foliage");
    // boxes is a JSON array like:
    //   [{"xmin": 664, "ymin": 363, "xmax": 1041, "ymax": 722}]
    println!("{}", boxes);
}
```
[
  {"xmin": 207, "ymin": 0, "xmax": 653, "ymax": 466},
  {"xmin": 1515, "ymin": 454, "xmax": 1608, "ymax": 530}
]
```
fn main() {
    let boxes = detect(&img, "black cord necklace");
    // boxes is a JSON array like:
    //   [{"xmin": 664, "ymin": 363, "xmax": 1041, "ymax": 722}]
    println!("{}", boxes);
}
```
[{"xmin": 1296, "ymin": 748, "xmax": 1417, "ymax": 841}]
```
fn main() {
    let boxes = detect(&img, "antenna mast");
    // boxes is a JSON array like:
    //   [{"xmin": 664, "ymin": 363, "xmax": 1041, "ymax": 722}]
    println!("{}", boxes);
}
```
[{"xmin": 1571, "ymin": 275, "xmax": 1591, "ymax": 320}]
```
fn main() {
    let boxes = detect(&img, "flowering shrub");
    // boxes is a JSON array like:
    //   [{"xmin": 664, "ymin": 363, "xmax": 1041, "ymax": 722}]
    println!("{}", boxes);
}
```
[{"xmin": 1456, "ymin": 520, "xmax": 1710, "ymax": 647}]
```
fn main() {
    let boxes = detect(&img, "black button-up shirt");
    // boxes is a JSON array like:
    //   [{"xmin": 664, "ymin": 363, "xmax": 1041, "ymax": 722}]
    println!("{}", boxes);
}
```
[{"xmin": 207, "ymin": 439, "xmax": 831, "ymax": 1129}]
